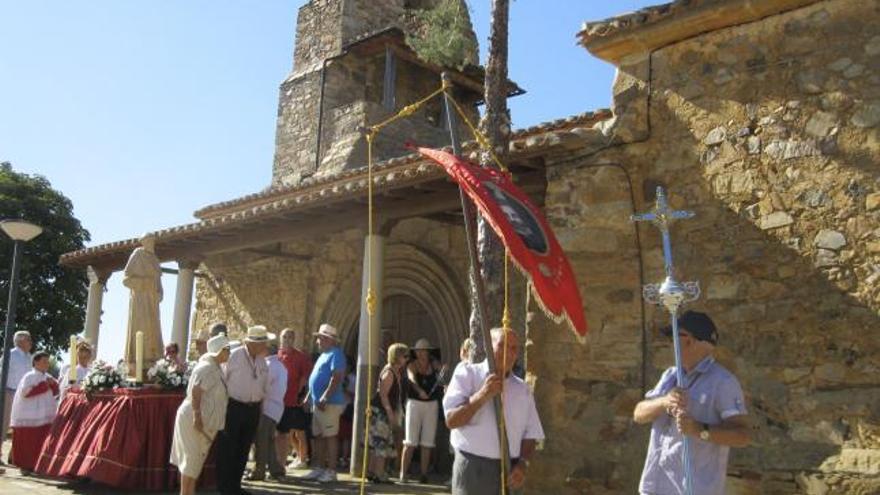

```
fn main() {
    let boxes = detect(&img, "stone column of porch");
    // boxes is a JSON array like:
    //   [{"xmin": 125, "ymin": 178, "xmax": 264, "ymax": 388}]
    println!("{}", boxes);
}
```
[
  {"xmin": 83, "ymin": 266, "xmax": 111, "ymax": 356},
  {"xmin": 170, "ymin": 259, "xmax": 199, "ymax": 356},
  {"xmin": 350, "ymin": 234, "xmax": 385, "ymax": 476}
]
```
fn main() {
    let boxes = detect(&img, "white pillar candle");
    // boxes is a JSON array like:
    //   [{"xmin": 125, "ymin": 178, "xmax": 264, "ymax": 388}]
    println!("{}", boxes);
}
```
[
  {"xmin": 69, "ymin": 335, "xmax": 78, "ymax": 383},
  {"xmin": 135, "ymin": 331, "xmax": 144, "ymax": 383}
]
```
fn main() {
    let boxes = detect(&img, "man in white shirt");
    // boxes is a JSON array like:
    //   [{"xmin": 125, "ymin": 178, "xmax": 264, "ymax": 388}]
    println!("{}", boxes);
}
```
[
  {"xmin": 249, "ymin": 341, "xmax": 288, "ymax": 481},
  {"xmin": 1, "ymin": 331, "xmax": 32, "ymax": 457},
  {"xmin": 217, "ymin": 325, "xmax": 270, "ymax": 495},
  {"xmin": 443, "ymin": 328, "xmax": 544, "ymax": 495}
]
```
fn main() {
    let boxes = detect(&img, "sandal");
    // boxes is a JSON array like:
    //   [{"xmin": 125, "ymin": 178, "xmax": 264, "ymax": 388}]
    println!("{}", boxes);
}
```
[
  {"xmin": 244, "ymin": 471, "xmax": 265, "ymax": 481},
  {"xmin": 367, "ymin": 473, "xmax": 391, "ymax": 484}
]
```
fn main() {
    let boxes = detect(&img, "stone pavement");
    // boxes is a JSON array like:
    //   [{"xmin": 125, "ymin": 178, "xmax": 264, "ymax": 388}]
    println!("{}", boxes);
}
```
[
  {"xmin": 0, "ymin": 468, "xmax": 448, "ymax": 495},
  {"xmin": 0, "ymin": 469, "xmax": 449, "ymax": 495},
  {"xmin": 0, "ymin": 440, "xmax": 448, "ymax": 495}
]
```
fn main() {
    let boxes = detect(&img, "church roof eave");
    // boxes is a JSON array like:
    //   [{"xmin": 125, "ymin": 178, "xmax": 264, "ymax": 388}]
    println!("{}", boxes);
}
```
[
  {"xmin": 578, "ymin": 0, "xmax": 824, "ymax": 64},
  {"xmin": 193, "ymin": 109, "xmax": 609, "ymax": 219},
  {"xmin": 59, "ymin": 108, "xmax": 611, "ymax": 272}
]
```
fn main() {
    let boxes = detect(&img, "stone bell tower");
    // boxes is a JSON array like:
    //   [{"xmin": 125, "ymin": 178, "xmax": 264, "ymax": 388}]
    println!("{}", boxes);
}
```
[{"xmin": 271, "ymin": 0, "xmax": 481, "ymax": 187}]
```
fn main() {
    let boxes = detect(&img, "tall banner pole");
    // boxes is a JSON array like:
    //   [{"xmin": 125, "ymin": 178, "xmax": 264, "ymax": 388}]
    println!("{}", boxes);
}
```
[
  {"xmin": 441, "ymin": 72, "xmax": 511, "ymax": 474},
  {"xmin": 632, "ymin": 187, "xmax": 700, "ymax": 495}
]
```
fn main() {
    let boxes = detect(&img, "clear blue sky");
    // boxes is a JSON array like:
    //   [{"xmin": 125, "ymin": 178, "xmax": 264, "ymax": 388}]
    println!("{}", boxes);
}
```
[{"xmin": 0, "ymin": 0, "xmax": 659, "ymax": 364}]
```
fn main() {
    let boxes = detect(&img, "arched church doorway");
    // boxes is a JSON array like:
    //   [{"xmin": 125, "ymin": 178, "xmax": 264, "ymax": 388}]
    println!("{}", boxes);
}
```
[
  {"xmin": 326, "ymin": 243, "xmax": 467, "ymax": 477},
  {"xmin": 343, "ymin": 294, "xmax": 442, "ymax": 360},
  {"xmin": 382, "ymin": 294, "xmax": 438, "ymax": 352},
  {"xmin": 340, "ymin": 292, "xmax": 454, "ymax": 476},
  {"xmin": 332, "ymin": 243, "xmax": 469, "ymax": 367}
]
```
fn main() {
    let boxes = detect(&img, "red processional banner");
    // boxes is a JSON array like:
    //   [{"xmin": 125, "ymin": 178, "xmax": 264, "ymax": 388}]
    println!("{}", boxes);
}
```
[{"xmin": 416, "ymin": 147, "xmax": 587, "ymax": 337}]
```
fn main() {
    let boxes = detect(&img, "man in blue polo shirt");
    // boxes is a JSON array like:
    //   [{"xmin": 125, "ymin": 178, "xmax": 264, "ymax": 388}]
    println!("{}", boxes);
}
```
[
  {"xmin": 300, "ymin": 323, "xmax": 346, "ymax": 484},
  {"xmin": 634, "ymin": 310, "xmax": 751, "ymax": 495}
]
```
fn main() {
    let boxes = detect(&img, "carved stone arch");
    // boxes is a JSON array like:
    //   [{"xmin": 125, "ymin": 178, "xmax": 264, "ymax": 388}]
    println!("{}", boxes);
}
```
[
  {"xmin": 318, "ymin": 242, "xmax": 469, "ymax": 365},
  {"xmin": 382, "ymin": 244, "xmax": 469, "ymax": 365},
  {"xmin": 318, "ymin": 275, "xmax": 360, "ymax": 347}
]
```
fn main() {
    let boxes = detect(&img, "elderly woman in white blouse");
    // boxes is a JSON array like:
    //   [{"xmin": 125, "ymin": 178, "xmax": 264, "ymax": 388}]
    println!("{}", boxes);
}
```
[{"xmin": 170, "ymin": 334, "xmax": 230, "ymax": 495}]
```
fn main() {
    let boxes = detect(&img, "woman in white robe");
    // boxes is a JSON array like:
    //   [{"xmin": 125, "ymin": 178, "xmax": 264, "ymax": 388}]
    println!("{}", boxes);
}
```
[{"xmin": 170, "ymin": 334, "xmax": 230, "ymax": 495}]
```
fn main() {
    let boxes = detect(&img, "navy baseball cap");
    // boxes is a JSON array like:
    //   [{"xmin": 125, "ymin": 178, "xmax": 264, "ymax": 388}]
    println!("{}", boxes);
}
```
[{"xmin": 661, "ymin": 310, "xmax": 718, "ymax": 345}]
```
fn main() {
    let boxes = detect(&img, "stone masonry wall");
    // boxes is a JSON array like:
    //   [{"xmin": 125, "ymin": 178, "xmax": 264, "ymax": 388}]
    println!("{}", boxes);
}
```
[
  {"xmin": 292, "ymin": 0, "xmax": 344, "ymax": 75},
  {"xmin": 273, "ymin": 0, "xmax": 479, "ymax": 187},
  {"xmin": 527, "ymin": 1, "xmax": 880, "ymax": 494},
  {"xmin": 191, "ymin": 217, "xmax": 483, "ymax": 356},
  {"xmin": 317, "ymin": 53, "xmax": 478, "ymax": 179},
  {"xmin": 340, "ymin": 0, "xmax": 404, "ymax": 45},
  {"xmin": 273, "ymin": 70, "xmax": 321, "ymax": 187},
  {"xmin": 273, "ymin": 0, "xmax": 344, "ymax": 187}
]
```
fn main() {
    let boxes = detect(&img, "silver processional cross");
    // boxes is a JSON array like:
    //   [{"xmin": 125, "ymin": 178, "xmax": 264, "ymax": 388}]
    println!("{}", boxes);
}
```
[{"xmin": 632, "ymin": 186, "xmax": 700, "ymax": 495}]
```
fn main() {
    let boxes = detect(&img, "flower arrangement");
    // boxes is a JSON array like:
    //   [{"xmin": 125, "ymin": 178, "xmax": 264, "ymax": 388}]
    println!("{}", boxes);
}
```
[
  {"xmin": 146, "ymin": 358, "xmax": 193, "ymax": 390},
  {"xmin": 81, "ymin": 360, "xmax": 126, "ymax": 396}
]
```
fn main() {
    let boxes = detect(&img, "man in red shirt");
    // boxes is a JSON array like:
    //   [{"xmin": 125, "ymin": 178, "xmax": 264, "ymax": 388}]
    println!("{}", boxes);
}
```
[{"xmin": 276, "ymin": 328, "xmax": 314, "ymax": 470}]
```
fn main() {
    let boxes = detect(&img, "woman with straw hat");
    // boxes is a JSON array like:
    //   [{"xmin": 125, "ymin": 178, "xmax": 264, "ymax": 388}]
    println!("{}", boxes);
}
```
[
  {"xmin": 400, "ymin": 338, "xmax": 444, "ymax": 483},
  {"xmin": 170, "ymin": 334, "xmax": 231, "ymax": 495}
]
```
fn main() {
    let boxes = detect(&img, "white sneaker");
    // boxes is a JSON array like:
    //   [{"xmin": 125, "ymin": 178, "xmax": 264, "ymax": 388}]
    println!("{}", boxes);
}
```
[
  {"xmin": 299, "ymin": 469, "xmax": 324, "ymax": 481},
  {"xmin": 318, "ymin": 470, "xmax": 337, "ymax": 483}
]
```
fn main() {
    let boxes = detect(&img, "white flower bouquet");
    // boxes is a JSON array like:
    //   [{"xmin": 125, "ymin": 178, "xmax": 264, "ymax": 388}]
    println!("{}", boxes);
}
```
[
  {"xmin": 81, "ymin": 360, "xmax": 126, "ymax": 397},
  {"xmin": 146, "ymin": 358, "xmax": 192, "ymax": 390}
]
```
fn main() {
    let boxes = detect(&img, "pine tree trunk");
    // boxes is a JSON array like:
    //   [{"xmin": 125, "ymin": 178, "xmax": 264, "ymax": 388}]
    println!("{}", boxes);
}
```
[{"xmin": 470, "ymin": 0, "xmax": 510, "ymax": 361}]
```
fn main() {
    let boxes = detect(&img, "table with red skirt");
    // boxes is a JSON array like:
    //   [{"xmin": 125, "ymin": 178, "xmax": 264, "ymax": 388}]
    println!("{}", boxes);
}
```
[{"xmin": 33, "ymin": 387, "xmax": 215, "ymax": 491}]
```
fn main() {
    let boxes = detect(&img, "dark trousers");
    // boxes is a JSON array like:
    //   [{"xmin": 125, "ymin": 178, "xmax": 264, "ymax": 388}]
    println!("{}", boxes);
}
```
[
  {"xmin": 452, "ymin": 450, "xmax": 522, "ymax": 495},
  {"xmin": 253, "ymin": 414, "xmax": 285, "ymax": 477},
  {"xmin": 217, "ymin": 399, "xmax": 261, "ymax": 494}
]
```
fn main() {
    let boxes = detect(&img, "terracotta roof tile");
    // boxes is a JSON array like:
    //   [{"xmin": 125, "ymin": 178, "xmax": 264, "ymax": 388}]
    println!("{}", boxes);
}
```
[
  {"xmin": 579, "ymin": 1, "xmax": 690, "ymax": 44},
  {"xmin": 579, "ymin": 0, "xmax": 824, "ymax": 62},
  {"xmin": 194, "ymin": 108, "xmax": 611, "ymax": 219}
]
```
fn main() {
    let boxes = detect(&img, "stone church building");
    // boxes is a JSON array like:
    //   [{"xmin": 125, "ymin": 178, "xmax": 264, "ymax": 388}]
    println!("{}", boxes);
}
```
[{"xmin": 62, "ymin": 0, "xmax": 880, "ymax": 493}]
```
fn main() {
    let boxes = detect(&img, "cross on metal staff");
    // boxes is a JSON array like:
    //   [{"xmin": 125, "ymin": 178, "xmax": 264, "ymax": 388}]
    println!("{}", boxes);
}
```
[{"xmin": 632, "ymin": 186, "xmax": 700, "ymax": 495}]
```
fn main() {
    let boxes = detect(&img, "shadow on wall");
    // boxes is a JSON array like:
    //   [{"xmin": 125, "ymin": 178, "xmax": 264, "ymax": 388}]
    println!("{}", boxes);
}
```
[
  {"xmin": 197, "ymin": 252, "xmax": 309, "ymax": 339},
  {"xmin": 649, "ymin": 4, "xmax": 880, "ymax": 491},
  {"xmin": 528, "ymin": 1, "xmax": 880, "ymax": 493},
  {"xmin": 200, "ymin": 271, "xmax": 249, "ymax": 335},
  {"xmin": 528, "ymin": 152, "xmax": 880, "ymax": 494}
]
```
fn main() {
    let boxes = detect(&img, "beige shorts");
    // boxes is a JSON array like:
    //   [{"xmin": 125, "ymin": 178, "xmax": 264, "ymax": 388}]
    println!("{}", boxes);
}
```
[{"xmin": 311, "ymin": 403, "xmax": 344, "ymax": 437}]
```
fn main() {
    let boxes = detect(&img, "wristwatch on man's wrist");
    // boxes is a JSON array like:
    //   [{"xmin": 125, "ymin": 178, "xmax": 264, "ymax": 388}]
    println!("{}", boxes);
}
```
[{"xmin": 699, "ymin": 423, "xmax": 711, "ymax": 441}]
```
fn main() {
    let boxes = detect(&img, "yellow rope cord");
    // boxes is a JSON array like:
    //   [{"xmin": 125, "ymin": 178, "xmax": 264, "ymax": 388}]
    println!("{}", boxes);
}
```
[
  {"xmin": 359, "ymin": 133, "xmax": 376, "ymax": 495},
  {"xmin": 367, "ymin": 84, "xmax": 449, "ymax": 134},
  {"xmin": 502, "ymin": 248, "xmax": 511, "ymax": 329},
  {"xmin": 499, "ymin": 322, "xmax": 509, "ymax": 495},
  {"xmin": 358, "ymin": 82, "xmax": 516, "ymax": 495}
]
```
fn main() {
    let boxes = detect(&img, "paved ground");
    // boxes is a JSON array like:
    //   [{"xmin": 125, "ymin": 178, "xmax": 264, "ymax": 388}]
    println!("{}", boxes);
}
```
[
  {"xmin": 0, "ymin": 441, "xmax": 449, "ymax": 494},
  {"xmin": 0, "ymin": 470, "xmax": 449, "ymax": 495}
]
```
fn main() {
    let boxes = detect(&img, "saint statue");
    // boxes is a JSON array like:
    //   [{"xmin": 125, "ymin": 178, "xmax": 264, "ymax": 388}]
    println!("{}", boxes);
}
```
[{"xmin": 123, "ymin": 234, "xmax": 164, "ymax": 377}]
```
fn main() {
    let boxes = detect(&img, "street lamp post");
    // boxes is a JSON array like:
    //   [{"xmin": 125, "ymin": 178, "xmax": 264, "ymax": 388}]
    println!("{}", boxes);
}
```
[{"xmin": 0, "ymin": 220, "xmax": 43, "ymax": 450}]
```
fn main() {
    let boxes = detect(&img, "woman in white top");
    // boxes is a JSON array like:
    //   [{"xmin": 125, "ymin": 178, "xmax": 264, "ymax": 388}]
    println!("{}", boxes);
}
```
[
  {"xmin": 170, "ymin": 334, "xmax": 230, "ymax": 495},
  {"xmin": 400, "ymin": 339, "xmax": 445, "ymax": 483},
  {"xmin": 58, "ymin": 341, "xmax": 93, "ymax": 404}
]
